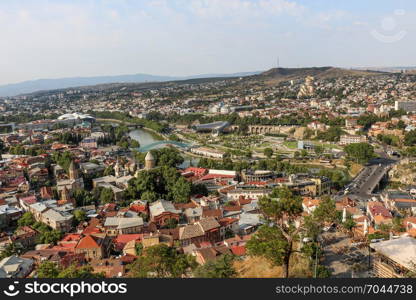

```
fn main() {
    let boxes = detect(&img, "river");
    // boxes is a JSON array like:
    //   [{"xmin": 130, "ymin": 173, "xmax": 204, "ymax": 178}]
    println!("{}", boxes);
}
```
[
  {"xmin": 129, "ymin": 129, "xmax": 163, "ymax": 148},
  {"xmin": 129, "ymin": 128, "xmax": 198, "ymax": 168}
]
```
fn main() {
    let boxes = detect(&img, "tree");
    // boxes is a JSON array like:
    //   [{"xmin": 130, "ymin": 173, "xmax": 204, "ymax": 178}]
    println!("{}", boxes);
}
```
[
  {"xmin": 135, "ymin": 243, "xmax": 143, "ymax": 256},
  {"xmin": 246, "ymin": 225, "xmax": 288, "ymax": 266},
  {"xmin": 17, "ymin": 212, "xmax": 35, "ymax": 227},
  {"xmin": 73, "ymin": 210, "xmax": 86, "ymax": 225},
  {"xmin": 193, "ymin": 255, "xmax": 237, "ymax": 278},
  {"xmin": 264, "ymin": 148, "xmax": 274, "ymax": 158},
  {"xmin": 316, "ymin": 126, "xmax": 345, "ymax": 142},
  {"xmin": 128, "ymin": 244, "xmax": 197, "ymax": 278},
  {"xmin": 312, "ymin": 196, "xmax": 338, "ymax": 224},
  {"xmin": 72, "ymin": 189, "xmax": 96, "ymax": 207},
  {"xmin": 397, "ymin": 120, "xmax": 406, "ymax": 130},
  {"xmin": 316, "ymin": 265, "xmax": 332, "ymax": 278},
  {"xmin": 245, "ymin": 151, "xmax": 252, "ymax": 159},
  {"xmin": 32, "ymin": 221, "xmax": 63, "ymax": 245},
  {"xmin": 130, "ymin": 139, "xmax": 140, "ymax": 148},
  {"xmin": 100, "ymin": 187, "xmax": 114, "ymax": 204},
  {"xmin": 367, "ymin": 232, "xmax": 389, "ymax": 241},
  {"xmin": 126, "ymin": 166, "xmax": 192, "ymax": 203},
  {"xmin": 170, "ymin": 177, "xmax": 191, "ymax": 203},
  {"xmin": 140, "ymin": 191, "xmax": 158, "ymax": 202},
  {"xmin": 247, "ymin": 187, "xmax": 303, "ymax": 278},
  {"xmin": 314, "ymin": 145, "xmax": 324, "ymax": 157},
  {"xmin": 344, "ymin": 143, "xmax": 375, "ymax": 164},
  {"xmin": 301, "ymin": 149, "xmax": 308, "ymax": 158},
  {"xmin": 392, "ymin": 216, "xmax": 405, "ymax": 232},
  {"xmin": 191, "ymin": 183, "xmax": 209, "ymax": 196},
  {"xmin": 0, "ymin": 243, "xmax": 23, "ymax": 259},
  {"xmin": 342, "ymin": 214, "xmax": 356, "ymax": 232},
  {"xmin": 404, "ymin": 146, "xmax": 416, "ymax": 157},
  {"xmin": 52, "ymin": 151, "xmax": 73, "ymax": 172},
  {"xmin": 38, "ymin": 230, "xmax": 63, "ymax": 244},
  {"xmin": 149, "ymin": 148, "xmax": 184, "ymax": 168},
  {"xmin": 57, "ymin": 264, "xmax": 105, "ymax": 278},
  {"xmin": 103, "ymin": 165, "xmax": 115, "ymax": 176},
  {"xmin": 405, "ymin": 130, "xmax": 416, "ymax": 146},
  {"xmin": 37, "ymin": 261, "xmax": 60, "ymax": 278}
]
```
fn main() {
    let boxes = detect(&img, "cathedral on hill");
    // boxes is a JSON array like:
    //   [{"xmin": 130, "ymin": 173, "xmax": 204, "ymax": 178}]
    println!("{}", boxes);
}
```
[{"xmin": 298, "ymin": 76, "xmax": 315, "ymax": 98}]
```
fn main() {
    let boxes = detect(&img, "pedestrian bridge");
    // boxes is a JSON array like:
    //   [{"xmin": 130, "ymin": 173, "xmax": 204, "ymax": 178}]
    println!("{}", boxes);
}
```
[{"xmin": 137, "ymin": 141, "xmax": 189, "ymax": 152}]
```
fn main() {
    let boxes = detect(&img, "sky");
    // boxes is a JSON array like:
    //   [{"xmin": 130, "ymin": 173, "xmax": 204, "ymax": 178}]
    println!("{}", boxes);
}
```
[{"xmin": 0, "ymin": 0, "xmax": 416, "ymax": 85}]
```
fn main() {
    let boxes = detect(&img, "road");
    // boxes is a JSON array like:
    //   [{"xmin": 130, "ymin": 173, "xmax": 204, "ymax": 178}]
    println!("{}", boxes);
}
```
[{"xmin": 341, "ymin": 148, "xmax": 398, "ymax": 204}]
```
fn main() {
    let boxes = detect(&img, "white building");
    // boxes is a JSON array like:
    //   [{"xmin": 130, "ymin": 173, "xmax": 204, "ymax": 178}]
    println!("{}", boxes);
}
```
[
  {"xmin": 339, "ymin": 134, "xmax": 367, "ymax": 145},
  {"xmin": 191, "ymin": 147, "xmax": 226, "ymax": 159}
]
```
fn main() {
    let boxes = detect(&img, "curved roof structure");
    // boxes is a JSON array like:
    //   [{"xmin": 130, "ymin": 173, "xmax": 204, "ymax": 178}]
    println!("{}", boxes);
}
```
[
  {"xmin": 193, "ymin": 121, "xmax": 230, "ymax": 132},
  {"xmin": 57, "ymin": 113, "xmax": 95, "ymax": 121}
]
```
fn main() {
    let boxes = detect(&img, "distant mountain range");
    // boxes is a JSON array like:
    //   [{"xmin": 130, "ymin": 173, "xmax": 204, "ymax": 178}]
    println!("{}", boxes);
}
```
[
  {"xmin": 1, "ymin": 65, "xmax": 406, "ymax": 97},
  {"xmin": 0, "ymin": 71, "xmax": 261, "ymax": 97},
  {"xmin": 354, "ymin": 66, "xmax": 416, "ymax": 73}
]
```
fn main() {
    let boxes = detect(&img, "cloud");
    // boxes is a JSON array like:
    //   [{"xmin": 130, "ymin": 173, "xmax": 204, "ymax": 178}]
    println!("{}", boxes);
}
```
[
  {"xmin": 188, "ymin": 0, "xmax": 305, "ymax": 19},
  {"xmin": 316, "ymin": 10, "xmax": 348, "ymax": 23},
  {"xmin": 107, "ymin": 9, "xmax": 120, "ymax": 20}
]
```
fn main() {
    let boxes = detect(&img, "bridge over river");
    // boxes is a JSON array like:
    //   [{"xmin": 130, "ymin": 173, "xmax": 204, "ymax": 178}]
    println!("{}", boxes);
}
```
[
  {"xmin": 129, "ymin": 128, "xmax": 189, "ymax": 152},
  {"xmin": 138, "ymin": 140, "xmax": 189, "ymax": 152}
]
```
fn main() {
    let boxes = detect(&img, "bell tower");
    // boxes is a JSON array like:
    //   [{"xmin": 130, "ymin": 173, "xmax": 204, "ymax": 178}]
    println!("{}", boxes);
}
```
[{"xmin": 69, "ymin": 161, "xmax": 79, "ymax": 180}]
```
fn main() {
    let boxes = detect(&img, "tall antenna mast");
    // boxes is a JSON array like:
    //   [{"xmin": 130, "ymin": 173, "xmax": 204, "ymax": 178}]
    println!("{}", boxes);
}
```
[{"xmin": 277, "ymin": 56, "xmax": 280, "ymax": 69}]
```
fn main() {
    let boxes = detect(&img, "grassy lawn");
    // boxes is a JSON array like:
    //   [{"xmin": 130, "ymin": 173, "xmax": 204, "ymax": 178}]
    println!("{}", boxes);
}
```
[{"xmin": 283, "ymin": 141, "xmax": 298, "ymax": 149}]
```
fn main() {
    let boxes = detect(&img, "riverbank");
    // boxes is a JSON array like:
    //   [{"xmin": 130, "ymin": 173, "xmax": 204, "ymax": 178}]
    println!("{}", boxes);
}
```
[{"xmin": 97, "ymin": 118, "xmax": 168, "ymax": 141}]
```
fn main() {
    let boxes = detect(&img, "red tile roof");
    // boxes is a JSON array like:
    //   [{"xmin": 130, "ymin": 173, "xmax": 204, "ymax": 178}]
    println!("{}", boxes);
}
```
[
  {"xmin": 219, "ymin": 217, "xmax": 238, "ymax": 227},
  {"xmin": 230, "ymin": 245, "xmax": 246, "ymax": 256},
  {"xmin": 61, "ymin": 234, "xmax": 82, "ymax": 242},
  {"xmin": 129, "ymin": 204, "xmax": 147, "ymax": 213},
  {"xmin": 200, "ymin": 174, "xmax": 235, "ymax": 181},
  {"xmin": 114, "ymin": 234, "xmax": 143, "ymax": 251},
  {"xmin": 182, "ymin": 167, "xmax": 207, "ymax": 177},
  {"xmin": 120, "ymin": 254, "xmax": 137, "ymax": 264},
  {"xmin": 82, "ymin": 226, "xmax": 102, "ymax": 235},
  {"xmin": 75, "ymin": 235, "xmax": 101, "ymax": 249},
  {"xmin": 20, "ymin": 195, "xmax": 37, "ymax": 205}
]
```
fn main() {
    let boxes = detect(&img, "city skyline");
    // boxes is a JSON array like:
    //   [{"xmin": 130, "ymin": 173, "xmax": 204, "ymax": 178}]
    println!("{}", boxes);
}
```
[{"xmin": 1, "ymin": 0, "xmax": 416, "ymax": 85}]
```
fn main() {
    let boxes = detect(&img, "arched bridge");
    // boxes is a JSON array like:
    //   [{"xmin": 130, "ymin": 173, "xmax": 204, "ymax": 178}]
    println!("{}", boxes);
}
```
[{"xmin": 248, "ymin": 125, "xmax": 298, "ymax": 135}]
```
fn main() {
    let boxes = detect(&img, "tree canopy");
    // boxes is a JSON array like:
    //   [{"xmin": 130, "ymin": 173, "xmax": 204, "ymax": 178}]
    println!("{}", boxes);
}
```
[
  {"xmin": 37, "ymin": 262, "xmax": 105, "ymax": 278},
  {"xmin": 128, "ymin": 244, "xmax": 197, "ymax": 278},
  {"xmin": 344, "ymin": 143, "xmax": 375, "ymax": 164},
  {"xmin": 17, "ymin": 212, "xmax": 36, "ymax": 227},
  {"xmin": 193, "ymin": 254, "xmax": 237, "ymax": 278},
  {"xmin": 126, "ymin": 166, "xmax": 194, "ymax": 203},
  {"xmin": 247, "ymin": 187, "xmax": 303, "ymax": 278}
]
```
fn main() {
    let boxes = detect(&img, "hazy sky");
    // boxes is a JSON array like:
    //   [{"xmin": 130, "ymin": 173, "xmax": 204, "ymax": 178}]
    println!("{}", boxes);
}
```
[{"xmin": 1, "ymin": 0, "xmax": 416, "ymax": 85}]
